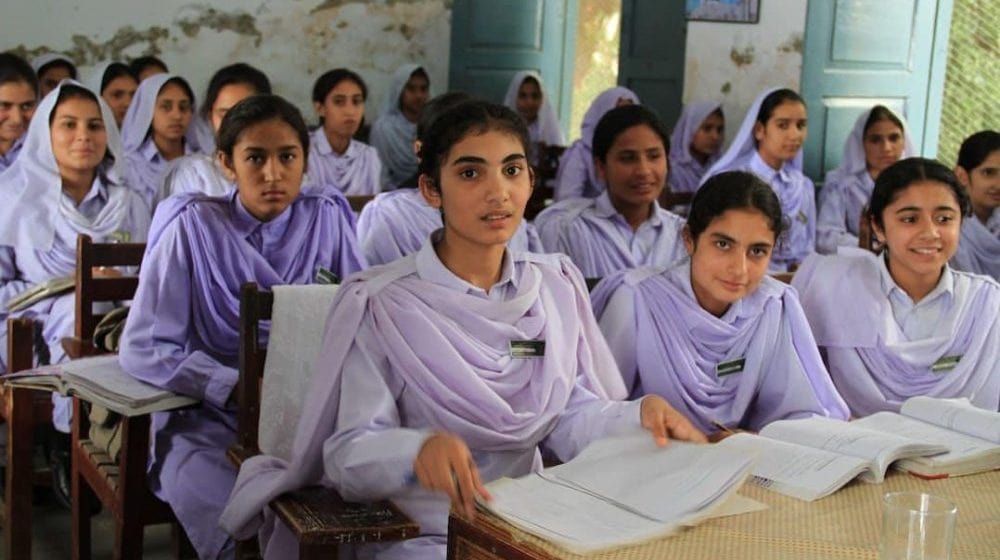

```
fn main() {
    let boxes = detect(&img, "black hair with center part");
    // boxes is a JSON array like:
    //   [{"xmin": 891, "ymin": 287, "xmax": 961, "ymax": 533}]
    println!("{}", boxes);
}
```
[
  {"xmin": 49, "ymin": 84, "xmax": 116, "ymax": 174},
  {"xmin": 956, "ymin": 130, "xmax": 1000, "ymax": 172},
  {"xmin": 37, "ymin": 58, "xmax": 77, "ymax": 80},
  {"xmin": 201, "ymin": 63, "xmax": 272, "ymax": 120},
  {"xmin": 311, "ymin": 68, "xmax": 367, "ymax": 126},
  {"xmin": 867, "ymin": 157, "xmax": 972, "ymax": 230},
  {"xmin": 417, "ymin": 99, "xmax": 529, "ymax": 189},
  {"xmin": 688, "ymin": 171, "xmax": 785, "ymax": 242},
  {"xmin": 755, "ymin": 88, "xmax": 805, "ymax": 125},
  {"xmin": 160, "ymin": 76, "xmax": 196, "ymax": 107},
  {"xmin": 99, "ymin": 63, "xmax": 136, "ymax": 95},
  {"xmin": 863, "ymin": 105, "xmax": 904, "ymax": 136},
  {"xmin": 0, "ymin": 52, "xmax": 39, "ymax": 95},
  {"xmin": 128, "ymin": 55, "xmax": 168, "ymax": 78},
  {"xmin": 216, "ymin": 94, "xmax": 310, "ymax": 168},
  {"xmin": 591, "ymin": 104, "xmax": 670, "ymax": 164}
]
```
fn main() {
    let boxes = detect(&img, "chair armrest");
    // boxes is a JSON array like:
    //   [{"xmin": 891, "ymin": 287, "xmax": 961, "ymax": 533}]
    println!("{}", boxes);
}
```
[
  {"xmin": 60, "ymin": 337, "xmax": 105, "ymax": 360},
  {"xmin": 270, "ymin": 486, "xmax": 419, "ymax": 547}
]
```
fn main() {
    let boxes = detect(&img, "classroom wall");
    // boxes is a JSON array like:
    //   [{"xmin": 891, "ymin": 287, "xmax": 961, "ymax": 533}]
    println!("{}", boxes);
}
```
[
  {"xmin": 682, "ymin": 0, "xmax": 807, "ymax": 144},
  {"xmin": 0, "ymin": 0, "xmax": 452, "ymax": 122}
]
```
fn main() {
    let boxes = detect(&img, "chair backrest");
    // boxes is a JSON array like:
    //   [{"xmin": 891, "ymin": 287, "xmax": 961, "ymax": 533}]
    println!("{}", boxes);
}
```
[
  {"xmin": 235, "ymin": 283, "xmax": 339, "ymax": 461},
  {"xmin": 74, "ymin": 234, "xmax": 146, "ymax": 341},
  {"xmin": 347, "ymin": 195, "xmax": 376, "ymax": 213}
]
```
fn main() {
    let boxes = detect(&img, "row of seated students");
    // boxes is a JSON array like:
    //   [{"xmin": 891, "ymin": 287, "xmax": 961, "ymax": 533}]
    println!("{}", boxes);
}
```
[{"xmin": 0, "ymin": 52, "xmax": 998, "ymax": 559}]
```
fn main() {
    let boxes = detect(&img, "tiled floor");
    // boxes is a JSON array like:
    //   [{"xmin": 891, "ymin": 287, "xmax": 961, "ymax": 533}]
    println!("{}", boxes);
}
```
[{"xmin": 2, "ymin": 489, "xmax": 175, "ymax": 559}]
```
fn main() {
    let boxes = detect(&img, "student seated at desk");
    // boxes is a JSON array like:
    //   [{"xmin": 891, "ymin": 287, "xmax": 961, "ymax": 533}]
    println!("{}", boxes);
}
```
[
  {"xmin": 950, "ymin": 130, "xmax": 1000, "ymax": 281},
  {"xmin": 119, "ymin": 94, "xmax": 364, "ymax": 559},
  {"xmin": 220, "ymin": 100, "xmax": 706, "ymax": 560},
  {"xmin": 591, "ymin": 171, "xmax": 849, "ymax": 438},
  {"xmin": 535, "ymin": 104, "xmax": 687, "ymax": 278},
  {"xmin": 793, "ymin": 158, "xmax": 1000, "ymax": 416}
]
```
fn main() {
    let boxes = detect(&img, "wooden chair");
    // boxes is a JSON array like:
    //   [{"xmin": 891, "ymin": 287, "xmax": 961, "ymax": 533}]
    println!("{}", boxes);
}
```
[
  {"xmin": 659, "ymin": 190, "xmax": 694, "ymax": 214},
  {"xmin": 857, "ymin": 205, "xmax": 881, "ymax": 254},
  {"xmin": 229, "ymin": 282, "xmax": 418, "ymax": 559},
  {"xmin": 346, "ymin": 194, "xmax": 376, "ymax": 214},
  {"xmin": 1, "ymin": 317, "xmax": 53, "ymax": 559},
  {"xmin": 63, "ymin": 234, "xmax": 193, "ymax": 559},
  {"xmin": 525, "ymin": 144, "xmax": 565, "ymax": 220}
]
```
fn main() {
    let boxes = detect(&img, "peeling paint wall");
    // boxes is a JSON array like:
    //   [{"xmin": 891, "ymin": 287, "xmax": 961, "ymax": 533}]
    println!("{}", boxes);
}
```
[
  {"xmin": 1, "ymin": 0, "xmax": 451, "ymax": 122},
  {"xmin": 683, "ymin": 0, "xmax": 806, "ymax": 144}
]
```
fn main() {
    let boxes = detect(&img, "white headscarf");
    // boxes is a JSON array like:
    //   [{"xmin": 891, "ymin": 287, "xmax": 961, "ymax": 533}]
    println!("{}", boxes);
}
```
[
  {"xmin": 503, "ymin": 70, "xmax": 565, "ymax": 146},
  {"xmin": 85, "ymin": 61, "xmax": 114, "ymax": 95},
  {"xmin": 30, "ymin": 54, "xmax": 77, "ymax": 77},
  {"xmin": 669, "ymin": 101, "xmax": 722, "ymax": 169},
  {"xmin": 701, "ymin": 87, "xmax": 804, "ymax": 186},
  {"xmin": 0, "ymin": 80, "xmax": 129, "ymax": 251},
  {"xmin": 824, "ymin": 106, "xmax": 916, "ymax": 185},
  {"xmin": 119, "ymin": 73, "xmax": 200, "ymax": 153}
]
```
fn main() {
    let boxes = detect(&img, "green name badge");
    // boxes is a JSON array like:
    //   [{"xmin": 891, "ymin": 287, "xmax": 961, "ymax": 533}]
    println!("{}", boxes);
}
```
[
  {"xmin": 716, "ymin": 358, "xmax": 746, "ymax": 377},
  {"xmin": 930, "ymin": 355, "xmax": 961, "ymax": 373},
  {"xmin": 314, "ymin": 266, "xmax": 340, "ymax": 285},
  {"xmin": 110, "ymin": 230, "xmax": 131, "ymax": 243},
  {"xmin": 796, "ymin": 210, "xmax": 808, "ymax": 224},
  {"xmin": 510, "ymin": 340, "xmax": 545, "ymax": 359}
]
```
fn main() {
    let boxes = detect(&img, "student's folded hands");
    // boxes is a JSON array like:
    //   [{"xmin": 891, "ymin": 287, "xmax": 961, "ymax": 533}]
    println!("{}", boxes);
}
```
[{"xmin": 640, "ymin": 396, "xmax": 708, "ymax": 446}]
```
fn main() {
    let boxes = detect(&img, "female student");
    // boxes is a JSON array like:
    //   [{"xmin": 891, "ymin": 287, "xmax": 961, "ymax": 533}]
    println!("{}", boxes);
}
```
[
  {"xmin": 0, "ymin": 80, "xmax": 150, "ymax": 422},
  {"xmin": 794, "ymin": 157, "xmax": 1000, "ymax": 415},
  {"xmin": 220, "ymin": 100, "xmax": 706, "ymax": 559},
  {"xmin": 951, "ymin": 130, "xmax": 1000, "ymax": 280},
  {"xmin": 157, "ymin": 63, "xmax": 271, "ymax": 206},
  {"xmin": 702, "ymin": 88, "xmax": 815, "ymax": 272},
  {"xmin": 119, "ymin": 94, "xmax": 365, "ymax": 558},
  {"xmin": 535, "ymin": 104, "xmax": 686, "ymax": 279},
  {"xmin": 306, "ymin": 68, "xmax": 383, "ymax": 195},
  {"xmin": 553, "ymin": 85, "xmax": 639, "ymax": 201},
  {"xmin": 817, "ymin": 105, "xmax": 914, "ymax": 254},
  {"xmin": 121, "ymin": 73, "xmax": 200, "ymax": 211},
  {"xmin": 369, "ymin": 64, "xmax": 430, "ymax": 188},
  {"xmin": 87, "ymin": 62, "xmax": 138, "ymax": 127},
  {"xmin": 502, "ymin": 70, "xmax": 565, "ymax": 156},
  {"xmin": 0, "ymin": 52, "xmax": 38, "ymax": 172},
  {"xmin": 668, "ymin": 102, "xmax": 724, "ymax": 195},
  {"xmin": 31, "ymin": 54, "xmax": 77, "ymax": 98},
  {"xmin": 592, "ymin": 171, "xmax": 849, "ymax": 436},
  {"xmin": 358, "ymin": 92, "xmax": 542, "ymax": 266},
  {"xmin": 128, "ymin": 55, "xmax": 168, "ymax": 83}
]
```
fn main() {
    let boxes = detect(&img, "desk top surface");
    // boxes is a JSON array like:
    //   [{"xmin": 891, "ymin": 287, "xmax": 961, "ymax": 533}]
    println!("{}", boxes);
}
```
[{"xmin": 460, "ymin": 470, "xmax": 1000, "ymax": 560}]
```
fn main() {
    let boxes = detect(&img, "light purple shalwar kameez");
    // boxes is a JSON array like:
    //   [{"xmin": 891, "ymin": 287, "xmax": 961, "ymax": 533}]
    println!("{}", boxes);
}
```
[
  {"xmin": 534, "ymin": 191, "xmax": 686, "ymax": 279},
  {"xmin": 816, "ymin": 107, "xmax": 915, "ymax": 254},
  {"xmin": 0, "ymin": 135, "xmax": 25, "ymax": 173},
  {"xmin": 553, "ymin": 87, "xmax": 640, "ymax": 201},
  {"xmin": 305, "ymin": 127, "xmax": 383, "ymax": 195},
  {"xmin": 219, "ymin": 244, "xmax": 641, "ymax": 560},
  {"xmin": 356, "ymin": 188, "xmax": 543, "ymax": 266},
  {"xmin": 118, "ymin": 186, "xmax": 364, "ymax": 559},
  {"xmin": 951, "ymin": 209, "xmax": 1000, "ymax": 281},
  {"xmin": 793, "ymin": 249, "xmax": 1000, "ymax": 416},
  {"xmin": 0, "ymin": 81, "xmax": 150, "ymax": 431},
  {"xmin": 156, "ymin": 154, "xmax": 234, "ymax": 208},
  {"xmin": 591, "ymin": 260, "xmax": 849, "ymax": 434}
]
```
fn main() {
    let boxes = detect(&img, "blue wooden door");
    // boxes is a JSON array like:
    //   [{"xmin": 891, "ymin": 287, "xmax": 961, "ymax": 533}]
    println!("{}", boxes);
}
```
[
  {"xmin": 800, "ymin": 0, "xmax": 953, "ymax": 180},
  {"xmin": 449, "ymin": 0, "xmax": 578, "ymax": 128},
  {"xmin": 617, "ymin": 0, "xmax": 687, "ymax": 129}
]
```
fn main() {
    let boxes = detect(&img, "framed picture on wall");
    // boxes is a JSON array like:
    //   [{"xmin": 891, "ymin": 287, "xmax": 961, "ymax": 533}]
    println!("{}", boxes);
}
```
[{"xmin": 686, "ymin": 0, "xmax": 761, "ymax": 23}]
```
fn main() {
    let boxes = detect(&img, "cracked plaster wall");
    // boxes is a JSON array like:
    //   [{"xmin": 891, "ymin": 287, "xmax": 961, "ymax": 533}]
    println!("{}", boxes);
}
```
[
  {"xmin": 1, "ymin": 0, "xmax": 451, "ymax": 122},
  {"xmin": 683, "ymin": 0, "xmax": 806, "ymax": 144}
]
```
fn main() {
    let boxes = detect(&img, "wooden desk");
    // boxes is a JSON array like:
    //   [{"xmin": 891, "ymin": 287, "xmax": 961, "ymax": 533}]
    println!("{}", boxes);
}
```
[{"xmin": 448, "ymin": 470, "xmax": 1000, "ymax": 560}]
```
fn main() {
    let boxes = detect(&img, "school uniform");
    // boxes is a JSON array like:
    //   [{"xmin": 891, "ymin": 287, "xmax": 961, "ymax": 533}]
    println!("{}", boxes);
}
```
[
  {"xmin": 667, "ymin": 102, "xmax": 722, "ymax": 194},
  {"xmin": 553, "ymin": 87, "xmax": 640, "ymax": 201},
  {"xmin": 220, "ymin": 239, "xmax": 634, "ymax": 559},
  {"xmin": 793, "ymin": 248, "xmax": 1000, "ymax": 416},
  {"xmin": 156, "ymin": 153, "xmax": 234, "ymax": 207},
  {"xmin": 0, "ymin": 81, "xmax": 150, "ymax": 431},
  {"xmin": 534, "ymin": 191, "xmax": 686, "ymax": 279},
  {"xmin": 592, "ymin": 260, "xmax": 848, "ymax": 434},
  {"xmin": 817, "ymin": 107, "xmax": 915, "ymax": 254},
  {"xmin": 369, "ymin": 64, "xmax": 424, "ymax": 189},
  {"xmin": 951, "ymin": 210, "xmax": 1000, "ymax": 281},
  {"xmin": 118, "ymin": 186, "xmax": 364, "ymax": 559},
  {"xmin": 502, "ymin": 71, "xmax": 565, "ymax": 147},
  {"xmin": 121, "ymin": 74, "xmax": 201, "ymax": 212},
  {"xmin": 701, "ymin": 88, "xmax": 816, "ymax": 272},
  {"xmin": 305, "ymin": 127, "xmax": 383, "ymax": 195},
  {"xmin": 356, "ymin": 188, "xmax": 543, "ymax": 266}
]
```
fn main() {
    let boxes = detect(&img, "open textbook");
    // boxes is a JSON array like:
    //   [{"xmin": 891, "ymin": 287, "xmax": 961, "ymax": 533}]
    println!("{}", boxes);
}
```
[
  {"xmin": 481, "ymin": 433, "xmax": 760, "ymax": 555},
  {"xmin": 719, "ymin": 397, "xmax": 999, "ymax": 502},
  {"xmin": 2, "ymin": 355, "xmax": 197, "ymax": 416}
]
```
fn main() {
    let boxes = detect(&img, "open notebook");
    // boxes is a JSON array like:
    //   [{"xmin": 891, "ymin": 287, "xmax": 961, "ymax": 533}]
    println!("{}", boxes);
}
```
[
  {"xmin": 720, "ymin": 397, "xmax": 999, "ymax": 502},
  {"xmin": 481, "ymin": 432, "xmax": 761, "ymax": 555},
  {"xmin": 2, "ymin": 355, "xmax": 197, "ymax": 416}
]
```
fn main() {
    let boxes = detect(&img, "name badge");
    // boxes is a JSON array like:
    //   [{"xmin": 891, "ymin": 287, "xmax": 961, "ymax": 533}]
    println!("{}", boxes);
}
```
[
  {"xmin": 110, "ymin": 230, "xmax": 131, "ymax": 243},
  {"xmin": 716, "ymin": 358, "xmax": 746, "ymax": 377},
  {"xmin": 314, "ymin": 266, "xmax": 340, "ymax": 285},
  {"xmin": 796, "ymin": 210, "xmax": 809, "ymax": 225},
  {"xmin": 510, "ymin": 340, "xmax": 545, "ymax": 359},
  {"xmin": 930, "ymin": 355, "xmax": 961, "ymax": 373}
]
